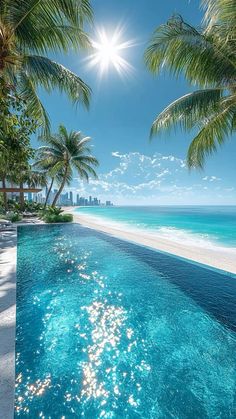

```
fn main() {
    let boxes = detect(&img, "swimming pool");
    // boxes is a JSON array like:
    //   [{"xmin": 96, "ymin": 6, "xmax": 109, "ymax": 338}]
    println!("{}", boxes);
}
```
[{"xmin": 15, "ymin": 224, "xmax": 236, "ymax": 418}]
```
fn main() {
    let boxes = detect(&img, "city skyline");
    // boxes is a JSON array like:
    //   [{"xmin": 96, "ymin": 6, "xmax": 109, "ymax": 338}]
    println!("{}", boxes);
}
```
[{"xmin": 27, "ymin": 189, "xmax": 113, "ymax": 207}]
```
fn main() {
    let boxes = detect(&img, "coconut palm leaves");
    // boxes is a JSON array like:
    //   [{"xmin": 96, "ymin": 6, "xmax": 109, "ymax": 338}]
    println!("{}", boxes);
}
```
[
  {"xmin": 144, "ymin": 1, "xmax": 236, "ymax": 168},
  {"xmin": 36, "ymin": 125, "xmax": 98, "ymax": 206},
  {"xmin": 0, "ymin": 0, "xmax": 93, "ymax": 133}
]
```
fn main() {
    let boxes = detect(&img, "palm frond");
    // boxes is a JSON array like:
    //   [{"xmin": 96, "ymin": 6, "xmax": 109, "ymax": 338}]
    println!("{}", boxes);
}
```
[
  {"xmin": 23, "ymin": 55, "xmax": 91, "ymax": 107},
  {"xmin": 150, "ymin": 87, "xmax": 227, "ymax": 137},
  {"xmin": 73, "ymin": 160, "xmax": 98, "ymax": 178},
  {"xmin": 187, "ymin": 102, "xmax": 236, "ymax": 168},
  {"xmin": 18, "ymin": 72, "xmax": 50, "ymax": 135},
  {"xmin": 144, "ymin": 14, "xmax": 235, "ymax": 87},
  {"xmin": 17, "ymin": 24, "xmax": 91, "ymax": 54},
  {"xmin": 202, "ymin": 0, "xmax": 236, "ymax": 31},
  {"xmin": 37, "ymin": 145, "xmax": 64, "ymax": 159},
  {"xmin": 74, "ymin": 165, "xmax": 89, "ymax": 181},
  {"xmin": 73, "ymin": 155, "xmax": 99, "ymax": 166},
  {"xmin": 7, "ymin": 0, "xmax": 93, "ymax": 32},
  {"xmin": 49, "ymin": 160, "xmax": 66, "ymax": 177},
  {"xmin": 58, "ymin": 124, "xmax": 69, "ymax": 140}
]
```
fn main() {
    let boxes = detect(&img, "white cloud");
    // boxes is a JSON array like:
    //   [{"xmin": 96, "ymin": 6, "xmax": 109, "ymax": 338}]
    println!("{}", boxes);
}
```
[
  {"xmin": 71, "ymin": 151, "xmax": 235, "ymax": 205},
  {"xmin": 202, "ymin": 176, "xmax": 221, "ymax": 182}
]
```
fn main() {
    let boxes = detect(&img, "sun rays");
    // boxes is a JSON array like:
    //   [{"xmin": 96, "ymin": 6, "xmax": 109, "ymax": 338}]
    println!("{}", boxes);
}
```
[{"xmin": 86, "ymin": 27, "xmax": 135, "ymax": 77}]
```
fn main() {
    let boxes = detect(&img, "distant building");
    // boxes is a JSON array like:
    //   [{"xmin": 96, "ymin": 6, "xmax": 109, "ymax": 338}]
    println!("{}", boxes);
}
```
[
  {"xmin": 69, "ymin": 191, "xmax": 73, "ymax": 205},
  {"xmin": 79, "ymin": 197, "xmax": 85, "ymax": 206},
  {"xmin": 59, "ymin": 192, "xmax": 72, "ymax": 206}
]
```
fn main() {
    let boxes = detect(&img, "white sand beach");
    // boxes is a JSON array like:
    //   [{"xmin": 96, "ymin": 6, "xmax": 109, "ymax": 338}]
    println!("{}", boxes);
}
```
[{"xmin": 63, "ymin": 208, "xmax": 236, "ymax": 275}]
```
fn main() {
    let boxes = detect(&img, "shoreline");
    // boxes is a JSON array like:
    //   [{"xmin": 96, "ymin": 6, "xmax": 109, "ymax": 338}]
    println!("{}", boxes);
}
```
[{"xmin": 63, "ymin": 207, "xmax": 236, "ymax": 275}]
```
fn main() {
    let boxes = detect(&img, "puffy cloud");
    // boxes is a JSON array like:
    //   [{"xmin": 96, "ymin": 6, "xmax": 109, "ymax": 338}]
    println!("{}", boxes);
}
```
[
  {"xmin": 70, "ymin": 151, "xmax": 235, "ymax": 204},
  {"xmin": 202, "ymin": 176, "xmax": 221, "ymax": 182}
]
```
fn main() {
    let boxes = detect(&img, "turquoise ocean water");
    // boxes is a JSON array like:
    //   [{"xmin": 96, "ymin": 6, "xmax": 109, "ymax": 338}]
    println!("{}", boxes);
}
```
[{"xmin": 75, "ymin": 206, "xmax": 236, "ymax": 249}]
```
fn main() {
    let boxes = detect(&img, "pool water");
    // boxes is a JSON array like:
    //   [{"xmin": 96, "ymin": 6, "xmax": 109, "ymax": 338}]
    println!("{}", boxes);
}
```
[{"xmin": 15, "ymin": 224, "xmax": 236, "ymax": 418}]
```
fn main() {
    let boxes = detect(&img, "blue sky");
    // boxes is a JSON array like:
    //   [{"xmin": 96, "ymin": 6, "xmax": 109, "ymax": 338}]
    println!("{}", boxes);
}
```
[{"xmin": 36, "ymin": 0, "xmax": 236, "ymax": 205}]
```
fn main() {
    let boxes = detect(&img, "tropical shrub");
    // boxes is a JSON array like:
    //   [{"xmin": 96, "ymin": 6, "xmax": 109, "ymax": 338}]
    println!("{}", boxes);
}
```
[
  {"xmin": 24, "ymin": 201, "xmax": 44, "ymax": 212},
  {"xmin": 10, "ymin": 213, "xmax": 22, "ymax": 222},
  {"xmin": 41, "ymin": 206, "xmax": 64, "ymax": 216},
  {"xmin": 4, "ymin": 212, "xmax": 22, "ymax": 222},
  {"xmin": 38, "ymin": 205, "xmax": 73, "ymax": 223},
  {"xmin": 43, "ymin": 213, "xmax": 73, "ymax": 223}
]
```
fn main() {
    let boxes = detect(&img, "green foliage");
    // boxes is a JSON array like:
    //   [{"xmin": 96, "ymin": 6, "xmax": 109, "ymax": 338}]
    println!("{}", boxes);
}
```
[
  {"xmin": 43, "ymin": 213, "xmax": 73, "ymax": 223},
  {"xmin": 38, "ymin": 205, "xmax": 64, "ymax": 221},
  {"xmin": 42, "ymin": 205, "xmax": 64, "ymax": 216},
  {"xmin": 0, "ymin": 211, "xmax": 22, "ymax": 223},
  {"xmin": 0, "ymin": 84, "xmax": 40, "ymax": 211},
  {"xmin": 0, "ymin": 0, "xmax": 93, "ymax": 132},
  {"xmin": 0, "ymin": 84, "xmax": 37, "ymax": 180},
  {"xmin": 36, "ymin": 125, "xmax": 99, "ymax": 206},
  {"xmin": 9, "ymin": 212, "xmax": 22, "ymax": 222},
  {"xmin": 0, "ymin": 199, "xmax": 44, "ymax": 215},
  {"xmin": 144, "ymin": 1, "xmax": 236, "ymax": 168},
  {"xmin": 0, "ymin": 83, "xmax": 38, "ymax": 152},
  {"xmin": 24, "ymin": 201, "xmax": 44, "ymax": 212}
]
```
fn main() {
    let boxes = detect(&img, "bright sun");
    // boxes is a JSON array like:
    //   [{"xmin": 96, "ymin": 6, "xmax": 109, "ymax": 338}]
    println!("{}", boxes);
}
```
[{"xmin": 87, "ymin": 27, "xmax": 134, "ymax": 77}]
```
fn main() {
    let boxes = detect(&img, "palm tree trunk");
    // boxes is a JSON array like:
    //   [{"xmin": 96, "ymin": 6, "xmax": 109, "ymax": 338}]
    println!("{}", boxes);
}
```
[
  {"xmin": 44, "ymin": 177, "xmax": 54, "ymax": 208},
  {"xmin": 52, "ymin": 170, "xmax": 68, "ymax": 207},
  {"xmin": 2, "ymin": 177, "xmax": 8, "ymax": 212},
  {"xmin": 19, "ymin": 181, "xmax": 25, "ymax": 212}
]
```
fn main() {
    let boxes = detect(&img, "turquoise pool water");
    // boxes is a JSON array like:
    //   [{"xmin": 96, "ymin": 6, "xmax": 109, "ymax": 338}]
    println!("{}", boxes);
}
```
[
  {"xmin": 15, "ymin": 224, "xmax": 236, "ymax": 418},
  {"xmin": 76, "ymin": 206, "xmax": 236, "ymax": 248}
]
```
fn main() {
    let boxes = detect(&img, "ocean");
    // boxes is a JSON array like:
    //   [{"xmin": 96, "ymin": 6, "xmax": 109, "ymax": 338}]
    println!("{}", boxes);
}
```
[{"xmin": 75, "ymin": 206, "xmax": 236, "ymax": 249}]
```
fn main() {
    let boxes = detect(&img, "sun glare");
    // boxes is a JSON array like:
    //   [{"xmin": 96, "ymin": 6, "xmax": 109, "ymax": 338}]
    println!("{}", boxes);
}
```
[{"xmin": 86, "ymin": 27, "xmax": 134, "ymax": 77}]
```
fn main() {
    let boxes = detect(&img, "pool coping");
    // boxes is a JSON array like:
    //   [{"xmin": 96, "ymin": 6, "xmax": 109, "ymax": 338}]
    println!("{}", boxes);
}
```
[
  {"xmin": 0, "ymin": 229, "xmax": 17, "ymax": 419},
  {"xmin": 0, "ymin": 219, "xmax": 44, "ymax": 418}
]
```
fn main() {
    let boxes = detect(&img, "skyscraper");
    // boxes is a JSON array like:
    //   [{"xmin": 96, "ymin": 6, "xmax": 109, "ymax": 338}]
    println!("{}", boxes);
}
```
[{"xmin": 69, "ymin": 191, "xmax": 73, "ymax": 205}]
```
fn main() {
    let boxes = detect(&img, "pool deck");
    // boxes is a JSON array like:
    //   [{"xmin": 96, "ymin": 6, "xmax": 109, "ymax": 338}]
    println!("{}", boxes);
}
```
[{"xmin": 0, "ymin": 219, "xmax": 43, "ymax": 418}]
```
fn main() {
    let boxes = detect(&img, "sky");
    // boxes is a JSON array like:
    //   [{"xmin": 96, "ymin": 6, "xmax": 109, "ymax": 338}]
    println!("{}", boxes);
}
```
[{"xmin": 35, "ymin": 0, "xmax": 236, "ymax": 205}]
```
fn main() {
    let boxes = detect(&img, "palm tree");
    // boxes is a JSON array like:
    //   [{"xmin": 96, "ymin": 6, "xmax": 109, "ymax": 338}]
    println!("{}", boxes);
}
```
[
  {"xmin": 144, "ymin": 0, "xmax": 236, "ymax": 169},
  {"xmin": 36, "ymin": 125, "xmax": 99, "ymax": 206},
  {"xmin": 33, "ymin": 158, "xmax": 63, "ymax": 208},
  {"xmin": 0, "ymin": 0, "xmax": 93, "ymax": 132}
]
